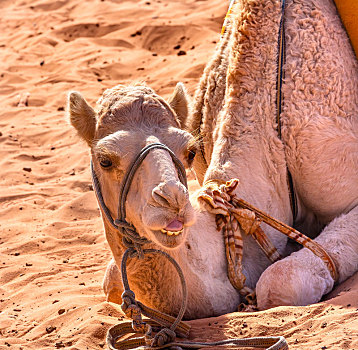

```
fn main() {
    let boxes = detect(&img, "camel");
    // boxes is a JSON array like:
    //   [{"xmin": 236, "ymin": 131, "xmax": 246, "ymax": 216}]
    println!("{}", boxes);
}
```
[
  {"xmin": 67, "ymin": 0, "xmax": 358, "ymax": 316},
  {"xmin": 67, "ymin": 83, "xmax": 244, "ymax": 319}
]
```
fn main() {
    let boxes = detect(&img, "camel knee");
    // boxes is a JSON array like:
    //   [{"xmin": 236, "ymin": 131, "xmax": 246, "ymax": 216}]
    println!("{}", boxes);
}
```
[
  {"xmin": 257, "ymin": 205, "xmax": 358, "ymax": 310},
  {"xmin": 256, "ymin": 259, "xmax": 301, "ymax": 310},
  {"xmin": 103, "ymin": 259, "xmax": 123, "ymax": 305}
]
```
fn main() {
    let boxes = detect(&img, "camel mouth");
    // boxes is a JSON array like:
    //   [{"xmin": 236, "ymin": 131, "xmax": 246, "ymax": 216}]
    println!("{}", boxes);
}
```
[
  {"xmin": 142, "ymin": 211, "xmax": 195, "ymax": 249},
  {"xmin": 151, "ymin": 226, "xmax": 188, "ymax": 249},
  {"xmin": 160, "ymin": 219, "xmax": 184, "ymax": 236},
  {"xmin": 160, "ymin": 228, "xmax": 184, "ymax": 236}
]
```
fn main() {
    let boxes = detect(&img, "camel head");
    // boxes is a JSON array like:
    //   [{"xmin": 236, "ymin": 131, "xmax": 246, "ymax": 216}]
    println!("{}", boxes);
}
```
[{"xmin": 67, "ymin": 83, "xmax": 197, "ymax": 249}]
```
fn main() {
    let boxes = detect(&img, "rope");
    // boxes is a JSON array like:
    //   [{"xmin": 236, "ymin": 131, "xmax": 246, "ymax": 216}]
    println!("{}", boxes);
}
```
[
  {"xmin": 275, "ymin": 0, "xmax": 298, "ymax": 221},
  {"xmin": 90, "ymin": 142, "xmax": 193, "ymax": 348},
  {"xmin": 107, "ymin": 323, "xmax": 288, "ymax": 350},
  {"xmin": 199, "ymin": 179, "xmax": 281, "ymax": 299},
  {"xmin": 199, "ymin": 179, "xmax": 339, "ymax": 291},
  {"xmin": 120, "ymin": 248, "xmax": 188, "ymax": 333},
  {"xmin": 109, "ymin": 246, "xmax": 288, "ymax": 349}
]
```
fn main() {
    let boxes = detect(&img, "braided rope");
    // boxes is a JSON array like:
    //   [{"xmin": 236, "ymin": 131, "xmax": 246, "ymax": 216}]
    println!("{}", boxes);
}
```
[
  {"xmin": 107, "ymin": 322, "xmax": 288, "ymax": 350},
  {"xmin": 120, "ymin": 248, "xmax": 188, "ymax": 333},
  {"xmin": 198, "ymin": 179, "xmax": 281, "ymax": 300},
  {"xmin": 198, "ymin": 179, "xmax": 339, "ymax": 296}
]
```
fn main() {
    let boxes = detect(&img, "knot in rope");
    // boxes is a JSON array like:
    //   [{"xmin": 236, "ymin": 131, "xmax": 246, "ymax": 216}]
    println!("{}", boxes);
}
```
[
  {"xmin": 198, "ymin": 179, "xmax": 283, "ymax": 299},
  {"xmin": 114, "ymin": 219, "xmax": 134, "ymax": 230},
  {"xmin": 121, "ymin": 290, "xmax": 146, "ymax": 332},
  {"xmin": 118, "ymin": 226, "xmax": 149, "ymax": 259},
  {"xmin": 121, "ymin": 290, "xmax": 137, "ymax": 317},
  {"xmin": 147, "ymin": 327, "xmax": 176, "ymax": 348},
  {"xmin": 121, "ymin": 236, "xmax": 136, "ymax": 249}
]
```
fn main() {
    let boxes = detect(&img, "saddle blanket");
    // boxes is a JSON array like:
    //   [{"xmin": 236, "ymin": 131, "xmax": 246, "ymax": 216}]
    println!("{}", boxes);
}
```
[{"xmin": 334, "ymin": 0, "xmax": 358, "ymax": 58}]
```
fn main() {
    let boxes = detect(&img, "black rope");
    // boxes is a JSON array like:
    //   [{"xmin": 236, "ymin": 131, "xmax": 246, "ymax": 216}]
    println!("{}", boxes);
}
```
[
  {"xmin": 275, "ymin": 0, "xmax": 298, "ymax": 222},
  {"xmin": 121, "ymin": 248, "xmax": 188, "ymax": 332}
]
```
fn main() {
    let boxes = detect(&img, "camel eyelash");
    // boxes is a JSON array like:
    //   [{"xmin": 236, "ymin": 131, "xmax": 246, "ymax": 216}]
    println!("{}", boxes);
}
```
[
  {"xmin": 95, "ymin": 149, "xmax": 117, "ymax": 170},
  {"xmin": 185, "ymin": 142, "xmax": 199, "ymax": 165}
]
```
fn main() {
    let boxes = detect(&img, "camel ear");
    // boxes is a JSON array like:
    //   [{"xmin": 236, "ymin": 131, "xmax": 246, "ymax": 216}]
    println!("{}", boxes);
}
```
[
  {"xmin": 67, "ymin": 91, "xmax": 97, "ymax": 146},
  {"xmin": 168, "ymin": 82, "xmax": 191, "ymax": 128}
]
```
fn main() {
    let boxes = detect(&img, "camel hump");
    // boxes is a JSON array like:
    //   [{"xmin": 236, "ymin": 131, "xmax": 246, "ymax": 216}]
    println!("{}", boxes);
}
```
[{"xmin": 334, "ymin": 0, "xmax": 358, "ymax": 58}]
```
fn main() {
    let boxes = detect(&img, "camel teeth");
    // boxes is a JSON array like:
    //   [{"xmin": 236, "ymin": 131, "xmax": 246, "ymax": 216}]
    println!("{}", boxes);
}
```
[{"xmin": 160, "ymin": 228, "xmax": 183, "ymax": 236}]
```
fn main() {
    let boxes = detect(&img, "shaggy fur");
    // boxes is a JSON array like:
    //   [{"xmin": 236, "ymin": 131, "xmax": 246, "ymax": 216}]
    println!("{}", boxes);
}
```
[{"xmin": 189, "ymin": 0, "xmax": 358, "ymax": 308}]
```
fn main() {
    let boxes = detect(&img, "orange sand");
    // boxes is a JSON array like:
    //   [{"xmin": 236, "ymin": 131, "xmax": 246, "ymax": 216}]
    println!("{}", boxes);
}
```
[{"xmin": 1, "ymin": 0, "xmax": 357, "ymax": 349}]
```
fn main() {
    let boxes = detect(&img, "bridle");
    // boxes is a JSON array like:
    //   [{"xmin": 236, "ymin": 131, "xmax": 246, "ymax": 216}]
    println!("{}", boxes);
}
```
[{"xmin": 90, "ymin": 142, "xmax": 188, "ymax": 255}]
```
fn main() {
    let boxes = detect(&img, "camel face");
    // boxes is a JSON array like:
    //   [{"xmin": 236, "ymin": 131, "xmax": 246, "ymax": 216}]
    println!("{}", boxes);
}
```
[{"xmin": 68, "ymin": 84, "xmax": 197, "ymax": 249}]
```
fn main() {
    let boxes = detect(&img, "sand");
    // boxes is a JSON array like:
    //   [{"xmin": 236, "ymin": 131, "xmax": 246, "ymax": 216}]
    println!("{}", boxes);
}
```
[{"xmin": 1, "ymin": 0, "xmax": 357, "ymax": 349}]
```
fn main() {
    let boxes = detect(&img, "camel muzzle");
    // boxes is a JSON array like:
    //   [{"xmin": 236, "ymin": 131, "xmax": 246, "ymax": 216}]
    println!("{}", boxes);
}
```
[{"xmin": 91, "ymin": 142, "xmax": 188, "ymax": 254}]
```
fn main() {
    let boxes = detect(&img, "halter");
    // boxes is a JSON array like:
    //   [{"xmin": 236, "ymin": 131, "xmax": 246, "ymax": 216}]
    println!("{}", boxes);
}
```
[{"xmin": 91, "ymin": 142, "xmax": 188, "ymax": 255}]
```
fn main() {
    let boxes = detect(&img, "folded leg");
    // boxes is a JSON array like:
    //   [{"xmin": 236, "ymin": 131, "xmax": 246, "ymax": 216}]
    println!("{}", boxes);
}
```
[{"xmin": 256, "ymin": 205, "xmax": 358, "ymax": 309}]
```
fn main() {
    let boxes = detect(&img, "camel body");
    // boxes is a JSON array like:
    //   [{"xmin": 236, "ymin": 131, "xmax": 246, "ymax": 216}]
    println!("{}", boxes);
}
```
[
  {"xmin": 68, "ymin": 0, "xmax": 358, "ymax": 318},
  {"xmin": 189, "ymin": 0, "xmax": 358, "ymax": 309}
]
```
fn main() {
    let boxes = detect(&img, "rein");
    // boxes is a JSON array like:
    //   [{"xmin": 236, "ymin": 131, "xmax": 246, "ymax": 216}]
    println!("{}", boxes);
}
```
[
  {"xmin": 91, "ymin": 142, "xmax": 191, "ymax": 348},
  {"xmin": 276, "ymin": 0, "xmax": 298, "ymax": 222},
  {"xmin": 199, "ymin": 179, "xmax": 339, "ymax": 301}
]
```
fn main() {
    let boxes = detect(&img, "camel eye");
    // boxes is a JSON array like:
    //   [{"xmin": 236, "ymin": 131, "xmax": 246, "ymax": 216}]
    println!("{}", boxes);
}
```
[
  {"xmin": 187, "ymin": 149, "xmax": 196, "ymax": 162},
  {"xmin": 100, "ymin": 159, "xmax": 112, "ymax": 168}
]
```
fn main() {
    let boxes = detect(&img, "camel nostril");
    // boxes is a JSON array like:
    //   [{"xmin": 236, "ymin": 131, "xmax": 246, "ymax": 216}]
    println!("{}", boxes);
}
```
[
  {"xmin": 151, "ymin": 182, "xmax": 187, "ymax": 208},
  {"xmin": 152, "ymin": 187, "xmax": 172, "ymax": 207}
]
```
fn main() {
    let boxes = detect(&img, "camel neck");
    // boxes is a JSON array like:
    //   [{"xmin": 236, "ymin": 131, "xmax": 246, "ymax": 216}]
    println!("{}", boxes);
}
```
[{"xmin": 204, "ymin": 1, "xmax": 291, "ymax": 219}]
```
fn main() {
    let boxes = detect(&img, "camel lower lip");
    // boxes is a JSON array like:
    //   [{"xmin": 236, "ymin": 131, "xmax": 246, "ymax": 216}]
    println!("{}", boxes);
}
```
[{"xmin": 152, "ymin": 228, "xmax": 186, "ymax": 249}]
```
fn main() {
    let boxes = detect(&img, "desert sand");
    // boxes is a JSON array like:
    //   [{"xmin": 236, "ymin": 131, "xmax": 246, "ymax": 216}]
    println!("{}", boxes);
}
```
[{"xmin": 1, "ymin": 0, "xmax": 357, "ymax": 349}]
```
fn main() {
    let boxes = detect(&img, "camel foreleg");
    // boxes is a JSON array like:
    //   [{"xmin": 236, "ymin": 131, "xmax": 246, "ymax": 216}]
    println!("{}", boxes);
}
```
[{"xmin": 256, "ymin": 205, "xmax": 358, "ymax": 309}]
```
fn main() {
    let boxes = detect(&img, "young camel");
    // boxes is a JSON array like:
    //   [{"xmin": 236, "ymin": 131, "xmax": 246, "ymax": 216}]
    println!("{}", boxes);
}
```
[
  {"xmin": 68, "ymin": 84, "xmax": 244, "ymax": 319},
  {"xmin": 188, "ymin": 0, "xmax": 358, "ymax": 309}
]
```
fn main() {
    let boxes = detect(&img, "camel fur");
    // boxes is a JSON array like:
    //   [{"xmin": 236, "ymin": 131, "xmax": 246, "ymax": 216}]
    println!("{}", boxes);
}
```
[{"xmin": 188, "ymin": 0, "xmax": 358, "ymax": 309}]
